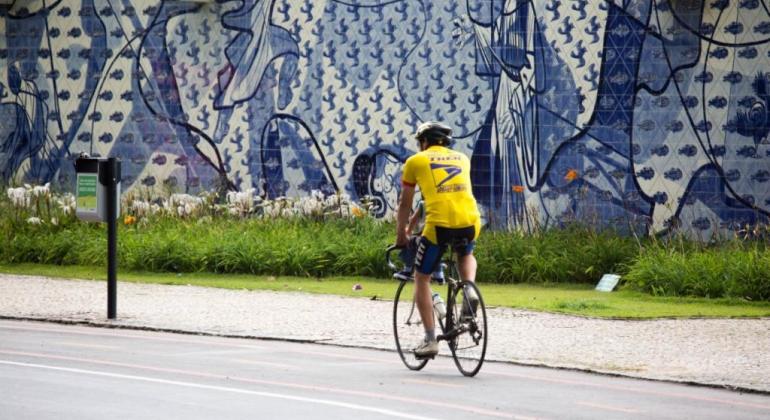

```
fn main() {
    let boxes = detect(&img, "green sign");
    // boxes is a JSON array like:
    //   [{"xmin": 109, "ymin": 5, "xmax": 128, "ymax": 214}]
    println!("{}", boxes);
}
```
[{"xmin": 77, "ymin": 173, "xmax": 98, "ymax": 212}]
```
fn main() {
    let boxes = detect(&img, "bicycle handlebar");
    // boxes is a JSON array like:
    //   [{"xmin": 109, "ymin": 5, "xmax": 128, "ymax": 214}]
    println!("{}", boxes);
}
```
[{"xmin": 385, "ymin": 244, "xmax": 404, "ymax": 272}]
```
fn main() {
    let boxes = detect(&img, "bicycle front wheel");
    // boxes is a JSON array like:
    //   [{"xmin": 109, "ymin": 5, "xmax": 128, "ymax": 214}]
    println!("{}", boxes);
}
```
[
  {"xmin": 393, "ymin": 280, "xmax": 429, "ymax": 371},
  {"xmin": 448, "ymin": 281, "xmax": 487, "ymax": 377}
]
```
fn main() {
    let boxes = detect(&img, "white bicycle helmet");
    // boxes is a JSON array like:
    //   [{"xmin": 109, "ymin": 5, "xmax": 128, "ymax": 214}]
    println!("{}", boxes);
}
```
[{"xmin": 414, "ymin": 121, "xmax": 452, "ymax": 146}]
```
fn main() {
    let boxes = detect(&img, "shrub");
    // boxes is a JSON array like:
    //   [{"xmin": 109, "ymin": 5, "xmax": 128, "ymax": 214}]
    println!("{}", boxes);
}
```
[
  {"xmin": 2, "ymin": 184, "xmax": 769, "ymax": 300},
  {"xmin": 623, "ymin": 244, "xmax": 770, "ymax": 301},
  {"xmin": 474, "ymin": 224, "xmax": 639, "ymax": 284}
]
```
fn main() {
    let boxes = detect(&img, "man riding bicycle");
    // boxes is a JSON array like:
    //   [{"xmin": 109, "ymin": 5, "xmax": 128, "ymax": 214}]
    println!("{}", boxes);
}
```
[{"xmin": 395, "ymin": 121, "xmax": 482, "ymax": 359}]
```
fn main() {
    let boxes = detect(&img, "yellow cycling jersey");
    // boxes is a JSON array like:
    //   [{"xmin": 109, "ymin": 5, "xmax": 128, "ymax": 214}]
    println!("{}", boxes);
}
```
[{"xmin": 402, "ymin": 145, "xmax": 481, "ymax": 243}]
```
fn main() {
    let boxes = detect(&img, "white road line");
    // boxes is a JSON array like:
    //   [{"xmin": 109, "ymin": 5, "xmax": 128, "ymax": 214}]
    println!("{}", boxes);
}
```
[
  {"xmin": 0, "ymin": 360, "xmax": 437, "ymax": 420},
  {"xmin": 0, "ymin": 350, "xmax": 532, "ymax": 419}
]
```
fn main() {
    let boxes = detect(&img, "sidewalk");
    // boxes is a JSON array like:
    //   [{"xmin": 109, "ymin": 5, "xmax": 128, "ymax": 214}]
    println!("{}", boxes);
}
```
[{"xmin": 1, "ymin": 274, "xmax": 768, "ymax": 392}]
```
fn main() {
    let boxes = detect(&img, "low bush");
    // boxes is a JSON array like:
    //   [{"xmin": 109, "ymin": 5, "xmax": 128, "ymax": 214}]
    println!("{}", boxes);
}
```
[
  {"xmin": 474, "ymin": 225, "xmax": 639, "ymax": 284},
  {"xmin": 624, "ymin": 244, "xmax": 770, "ymax": 301},
  {"xmin": 1, "ymin": 215, "xmax": 394, "ymax": 277},
  {"xmin": 2, "ymin": 185, "xmax": 768, "ymax": 300}
]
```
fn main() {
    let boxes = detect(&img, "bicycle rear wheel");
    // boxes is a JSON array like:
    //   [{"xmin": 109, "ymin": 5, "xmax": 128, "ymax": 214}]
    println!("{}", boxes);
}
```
[
  {"xmin": 393, "ymin": 280, "xmax": 429, "ymax": 370},
  {"xmin": 447, "ymin": 281, "xmax": 487, "ymax": 377}
]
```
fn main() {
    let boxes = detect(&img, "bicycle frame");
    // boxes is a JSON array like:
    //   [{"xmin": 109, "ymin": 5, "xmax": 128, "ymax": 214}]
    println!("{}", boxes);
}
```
[
  {"xmin": 387, "ymin": 243, "xmax": 487, "ymax": 376},
  {"xmin": 436, "ymin": 262, "xmax": 463, "ymax": 342},
  {"xmin": 386, "ymin": 245, "xmax": 474, "ymax": 344}
]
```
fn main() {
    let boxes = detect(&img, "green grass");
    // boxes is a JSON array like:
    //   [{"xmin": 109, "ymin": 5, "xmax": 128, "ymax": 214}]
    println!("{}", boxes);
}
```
[
  {"xmin": 0, "ymin": 217, "xmax": 394, "ymax": 277},
  {"xmin": 2, "ymin": 194, "xmax": 769, "ymax": 301},
  {"xmin": 0, "ymin": 214, "xmax": 641, "ymax": 284},
  {"xmin": 3, "ymin": 263, "xmax": 769, "ymax": 319}
]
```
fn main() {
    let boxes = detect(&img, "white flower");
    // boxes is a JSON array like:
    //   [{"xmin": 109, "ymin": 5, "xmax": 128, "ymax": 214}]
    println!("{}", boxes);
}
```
[
  {"xmin": 57, "ymin": 194, "xmax": 76, "ymax": 215},
  {"xmin": 226, "ymin": 188, "xmax": 257, "ymax": 216},
  {"xmin": 323, "ymin": 193, "xmax": 351, "ymax": 209},
  {"xmin": 26, "ymin": 217, "xmax": 42, "ymax": 225},
  {"xmin": 50, "ymin": 217, "xmax": 58, "ymax": 226},
  {"xmin": 170, "ymin": 193, "xmax": 203, "ymax": 207},
  {"xmin": 7, "ymin": 187, "xmax": 29, "ymax": 207},
  {"xmin": 131, "ymin": 200, "xmax": 151, "ymax": 217},
  {"xmin": 169, "ymin": 194, "xmax": 202, "ymax": 217},
  {"xmin": 262, "ymin": 203, "xmax": 280, "ymax": 218},
  {"xmin": 176, "ymin": 202, "xmax": 196, "ymax": 217},
  {"xmin": 311, "ymin": 189, "xmax": 325, "ymax": 201},
  {"xmin": 153, "ymin": 199, "xmax": 169, "ymax": 215},
  {"xmin": 297, "ymin": 196, "xmax": 322, "ymax": 215},
  {"xmin": 31, "ymin": 183, "xmax": 50, "ymax": 197}
]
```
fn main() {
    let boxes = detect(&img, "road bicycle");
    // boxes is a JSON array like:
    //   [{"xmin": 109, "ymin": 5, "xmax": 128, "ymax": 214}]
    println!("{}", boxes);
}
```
[{"xmin": 386, "ymin": 241, "xmax": 488, "ymax": 377}]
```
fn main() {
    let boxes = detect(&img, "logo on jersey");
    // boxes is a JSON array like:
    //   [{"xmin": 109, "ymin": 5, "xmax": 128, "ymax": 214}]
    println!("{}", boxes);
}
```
[{"xmin": 430, "ymin": 163, "xmax": 462, "ymax": 187}]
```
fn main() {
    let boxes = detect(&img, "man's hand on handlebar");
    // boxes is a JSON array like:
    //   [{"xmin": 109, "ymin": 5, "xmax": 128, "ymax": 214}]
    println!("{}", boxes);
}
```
[{"xmin": 396, "ymin": 228, "xmax": 410, "ymax": 247}]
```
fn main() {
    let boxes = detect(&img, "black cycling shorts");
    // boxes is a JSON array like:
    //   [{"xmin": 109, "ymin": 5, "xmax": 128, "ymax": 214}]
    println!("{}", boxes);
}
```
[{"xmin": 414, "ymin": 226, "xmax": 476, "ymax": 275}]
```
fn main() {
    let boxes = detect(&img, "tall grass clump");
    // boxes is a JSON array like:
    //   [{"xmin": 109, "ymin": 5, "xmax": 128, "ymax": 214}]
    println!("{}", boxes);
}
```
[
  {"xmin": 624, "ymin": 241, "xmax": 770, "ymax": 301},
  {"xmin": 1, "ymin": 185, "xmax": 393, "ymax": 277},
  {"xmin": 1, "ymin": 183, "xmax": 80, "ymax": 263},
  {"xmin": 475, "ymin": 224, "xmax": 639, "ymax": 284},
  {"xmin": 2, "ymin": 183, "xmax": 769, "ymax": 301},
  {"xmin": 198, "ymin": 217, "xmax": 391, "ymax": 277},
  {"xmin": 123, "ymin": 217, "xmax": 390, "ymax": 276}
]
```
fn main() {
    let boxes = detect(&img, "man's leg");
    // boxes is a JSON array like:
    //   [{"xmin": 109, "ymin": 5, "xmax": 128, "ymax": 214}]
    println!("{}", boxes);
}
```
[
  {"xmin": 413, "ymin": 270, "xmax": 438, "ymax": 357},
  {"xmin": 414, "ymin": 271, "xmax": 434, "ymax": 332},
  {"xmin": 458, "ymin": 252, "xmax": 477, "ymax": 282},
  {"xmin": 458, "ymin": 252, "xmax": 480, "ymax": 320},
  {"xmin": 413, "ymin": 237, "xmax": 440, "ymax": 358}
]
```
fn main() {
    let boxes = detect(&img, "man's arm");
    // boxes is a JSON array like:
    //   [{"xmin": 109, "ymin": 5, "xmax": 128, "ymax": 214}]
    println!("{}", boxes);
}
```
[
  {"xmin": 407, "ymin": 207, "xmax": 419, "ymax": 234},
  {"xmin": 396, "ymin": 184, "xmax": 416, "ymax": 246}
]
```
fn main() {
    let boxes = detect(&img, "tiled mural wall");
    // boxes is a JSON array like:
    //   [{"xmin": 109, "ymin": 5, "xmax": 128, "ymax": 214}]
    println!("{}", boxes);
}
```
[{"xmin": 1, "ymin": 0, "xmax": 769, "ymax": 236}]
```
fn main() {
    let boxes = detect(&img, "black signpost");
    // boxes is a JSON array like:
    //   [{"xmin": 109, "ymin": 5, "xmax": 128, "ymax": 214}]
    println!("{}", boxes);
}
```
[
  {"xmin": 75, "ymin": 155, "xmax": 121, "ymax": 319},
  {"xmin": 101, "ymin": 158, "xmax": 120, "ymax": 319}
]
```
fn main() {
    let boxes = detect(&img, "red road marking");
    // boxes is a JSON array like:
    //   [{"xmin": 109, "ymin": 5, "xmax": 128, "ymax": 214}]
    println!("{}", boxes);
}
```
[{"xmin": 576, "ymin": 401, "xmax": 642, "ymax": 414}]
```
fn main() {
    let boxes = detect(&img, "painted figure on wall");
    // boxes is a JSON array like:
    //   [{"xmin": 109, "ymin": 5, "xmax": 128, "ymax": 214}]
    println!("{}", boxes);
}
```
[
  {"xmin": 457, "ymin": 0, "xmax": 617, "ymax": 230},
  {"xmin": 1, "ymin": 0, "xmax": 768, "ymax": 238}
]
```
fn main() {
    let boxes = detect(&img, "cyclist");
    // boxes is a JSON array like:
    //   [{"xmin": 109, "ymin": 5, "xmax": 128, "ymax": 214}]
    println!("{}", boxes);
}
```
[{"xmin": 395, "ymin": 121, "xmax": 481, "ymax": 359}]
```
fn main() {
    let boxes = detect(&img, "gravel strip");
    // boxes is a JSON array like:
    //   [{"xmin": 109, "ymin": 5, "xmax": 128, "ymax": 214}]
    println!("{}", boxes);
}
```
[{"xmin": 1, "ymin": 274, "xmax": 768, "ymax": 392}]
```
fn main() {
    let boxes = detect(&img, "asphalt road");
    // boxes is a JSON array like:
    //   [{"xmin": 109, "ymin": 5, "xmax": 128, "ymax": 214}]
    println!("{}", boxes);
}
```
[{"xmin": 1, "ymin": 320, "xmax": 768, "ymax": 420}]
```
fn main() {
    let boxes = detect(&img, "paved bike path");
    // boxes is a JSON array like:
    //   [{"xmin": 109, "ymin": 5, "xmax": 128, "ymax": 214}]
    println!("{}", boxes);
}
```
[{"xmin": 1, "ymin": 274, "xmax": 768, "ymax": 392}]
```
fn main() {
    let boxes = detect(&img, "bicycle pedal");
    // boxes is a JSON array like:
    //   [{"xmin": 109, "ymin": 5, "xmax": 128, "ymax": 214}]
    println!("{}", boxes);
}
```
[{"xmin": 414, "ymin": 354, "xmax": 435, "ymax": 360}]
